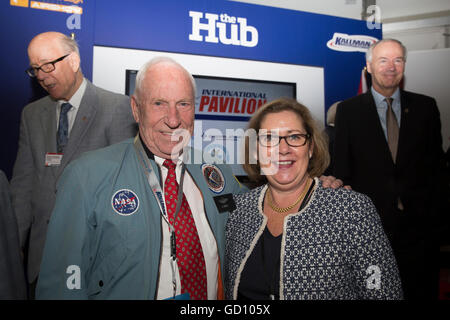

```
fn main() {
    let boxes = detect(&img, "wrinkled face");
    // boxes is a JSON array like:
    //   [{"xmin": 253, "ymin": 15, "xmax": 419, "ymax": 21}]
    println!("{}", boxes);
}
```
[
  {"xmin": 131, "ymin": 63, "xmax": 195, "ymax": 159},
  {"xmin": 258, "ymin": 110, "xmax": 312, "ymax": 192},
  {"xmin": 367, "ymin": 41, "xmax": 405, "ymax": 95},
  {"xmin": 28, "ymin": 37, "xmax": 80, "ymax": 101}
]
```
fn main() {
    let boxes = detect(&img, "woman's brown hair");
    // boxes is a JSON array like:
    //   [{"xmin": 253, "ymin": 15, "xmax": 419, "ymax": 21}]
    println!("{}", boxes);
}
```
[{"xmin": 243, "ymin": 98, "xmax": 330, "ymax": 182}]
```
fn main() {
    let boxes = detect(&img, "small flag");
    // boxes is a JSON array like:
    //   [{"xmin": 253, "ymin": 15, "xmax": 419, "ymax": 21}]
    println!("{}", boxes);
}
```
[{"xmin": 357, "ymin": 67, "xmax": 370, "ymax": 95}]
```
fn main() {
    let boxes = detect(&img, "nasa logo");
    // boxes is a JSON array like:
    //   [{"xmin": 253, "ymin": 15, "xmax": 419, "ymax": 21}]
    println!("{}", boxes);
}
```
[
  {"xmin": 202, "ymin": 164, "xmax": 225, "ymax": 194},
  {"xmin": 111, "ymin": 189, "xmax": 139, "ymax": 216}
]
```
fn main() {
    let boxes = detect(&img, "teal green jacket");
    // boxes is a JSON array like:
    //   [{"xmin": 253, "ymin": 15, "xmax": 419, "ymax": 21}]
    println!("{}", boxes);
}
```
[{"xmin": 36, "ymin": 138, "xmax": 247, "ymax": 299}]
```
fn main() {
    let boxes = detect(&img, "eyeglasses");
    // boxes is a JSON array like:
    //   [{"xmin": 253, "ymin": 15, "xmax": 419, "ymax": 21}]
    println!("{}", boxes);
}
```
[
  {"xmin": 25, "ymin": 54, "xmax": 70, "ymax": 78},
  {"xmin": 258, "ymin": 133, "xmax": 311, "ymax": 147}
]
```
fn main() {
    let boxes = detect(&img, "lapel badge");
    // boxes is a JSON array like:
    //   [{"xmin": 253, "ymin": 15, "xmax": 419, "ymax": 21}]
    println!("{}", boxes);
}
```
[
  {"xmin": 111, "ymin": 189, "xmax": 139, "ymax": 216},
  {"xmin": 202, "ymin": 164, "xmax": 225, "ymax": 193}
]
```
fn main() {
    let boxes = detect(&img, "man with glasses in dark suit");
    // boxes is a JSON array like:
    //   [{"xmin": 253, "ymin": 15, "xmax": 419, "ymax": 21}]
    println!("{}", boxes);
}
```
[{"xmin": 333, "ymin": 39, "xmax": 447, "ymax": 300}]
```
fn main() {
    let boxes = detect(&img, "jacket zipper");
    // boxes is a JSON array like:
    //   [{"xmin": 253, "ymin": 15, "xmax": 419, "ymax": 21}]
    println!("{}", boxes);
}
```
[
  {"xmin": 152, "ymin": 165, "xmax": 165, "ymax": 299},
  {"xmin": 153, "ymin": 216, "xmax": 164, "ymax": 299}
]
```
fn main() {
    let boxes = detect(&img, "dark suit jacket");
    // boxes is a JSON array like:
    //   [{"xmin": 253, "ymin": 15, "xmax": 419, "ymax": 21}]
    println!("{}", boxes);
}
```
[
  {"xmin": 10, "ymin": 79, "xmax": 137, "ymax": 283},
  {"xmin": 333, "ymin": 90, "xmax": 444, "ymax": 249},
  {"xmin": 0, "ymin": 170, "xmax": 27, "ymax": 299}
]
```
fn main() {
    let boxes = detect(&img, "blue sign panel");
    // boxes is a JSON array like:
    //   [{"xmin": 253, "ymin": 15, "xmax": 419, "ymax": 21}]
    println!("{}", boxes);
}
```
[{"xmin": 0, "ymin": 0, "xmax": 381, "ymax": 178}]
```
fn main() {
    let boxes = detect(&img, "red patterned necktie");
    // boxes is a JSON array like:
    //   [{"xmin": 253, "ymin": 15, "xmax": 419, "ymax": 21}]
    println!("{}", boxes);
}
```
[{"xmin": 163, "ymin": 159, "xmax": 207, "ymax": 300}]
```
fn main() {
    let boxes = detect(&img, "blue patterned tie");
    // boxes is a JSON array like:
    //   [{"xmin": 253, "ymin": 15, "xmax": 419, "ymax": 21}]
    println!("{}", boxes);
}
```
[{"xmin": 57, "ymin": 102, "xmax": 72, "ymax": 153}]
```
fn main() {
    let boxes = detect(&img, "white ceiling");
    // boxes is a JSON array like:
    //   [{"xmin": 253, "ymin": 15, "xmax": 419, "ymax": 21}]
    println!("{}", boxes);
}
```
[{"xmin": 230, "ymin": 0, "xmax": 450, "ymax": 21}]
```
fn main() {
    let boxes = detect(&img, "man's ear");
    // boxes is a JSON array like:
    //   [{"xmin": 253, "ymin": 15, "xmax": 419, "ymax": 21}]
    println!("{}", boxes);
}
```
[
  {"xmin": 366, "ymin": 61, "xmax": 372, "ymax": 74},
  {"xmin": 68, "ymin": 52, "xmax": 80, "ymax": 73},
  {"xmin": 130, "ymin": 95, "xmax": 140, "ymax": 124}
]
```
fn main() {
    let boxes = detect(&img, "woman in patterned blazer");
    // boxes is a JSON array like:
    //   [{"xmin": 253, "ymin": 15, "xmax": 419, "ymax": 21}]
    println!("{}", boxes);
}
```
[{"xmin": 225, "ymin": 98, "xmax": 403, "ymax": 300}]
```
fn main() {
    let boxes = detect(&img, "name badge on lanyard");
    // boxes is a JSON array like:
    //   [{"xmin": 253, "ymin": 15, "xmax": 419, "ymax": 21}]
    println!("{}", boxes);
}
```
[{"xmin": 133, "ymin": 136, "xmax": 187, "ymax": 299}]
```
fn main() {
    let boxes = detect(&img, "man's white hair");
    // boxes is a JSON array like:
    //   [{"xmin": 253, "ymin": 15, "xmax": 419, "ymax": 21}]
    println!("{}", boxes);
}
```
[
  {"xmin": 134, "ymin": 56, "xmax": 197, "ymax": 102},
  {"xmin": 59, "ymin": 33, "xmax": 80, "ymax": 58},
  {"xmin": 366, "ymin": 38, "xmax": 407, "ymax": 63}
]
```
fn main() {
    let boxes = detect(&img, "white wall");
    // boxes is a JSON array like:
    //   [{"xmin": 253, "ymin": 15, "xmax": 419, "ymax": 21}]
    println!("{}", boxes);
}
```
[
  {"xmin": 404, "ymin": 48, "xmax": 450, "ymax": 151},
  {"xmin": 232, "ymin": 0, "xmax": 450, "ymax": 21},
  {"xmin": 384, "ymin": 25, "xmax": 449, "ymax": 51},
  {"xmin": 229, "ymin": 0, "xmax": 363, "ymax": 20},
  {"xmin": 377, "ymin": 0, "xmax": 450, "ymax": 21},
  {"xmin": 92, "ymin": 46, "xmax": 325, "ymax": 124},
  {"xmin": 383, "ymin": 14, "xmax": 450, "ymax": 51}
]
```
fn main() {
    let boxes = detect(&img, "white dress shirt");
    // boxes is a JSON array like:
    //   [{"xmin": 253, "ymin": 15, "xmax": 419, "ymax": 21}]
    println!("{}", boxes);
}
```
[{"xmin": 154, "ymin": 155, "xmax": 218, "ymax": 300}]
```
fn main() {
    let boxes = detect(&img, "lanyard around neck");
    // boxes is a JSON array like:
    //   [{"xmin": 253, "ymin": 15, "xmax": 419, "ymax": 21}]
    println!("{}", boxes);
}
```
[
  {"xmin": 133, "ymin": 136, "xmax": 186, "ymax": 298},
  {"xmin": 133, "ymin": 135, "xmax": 186, "ymax": 225}
]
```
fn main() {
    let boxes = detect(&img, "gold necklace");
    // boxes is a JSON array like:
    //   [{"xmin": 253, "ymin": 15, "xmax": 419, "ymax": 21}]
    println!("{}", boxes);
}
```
[{"xmin": 267, "ymin": 178, "xmax": 312, "ymax": 213}]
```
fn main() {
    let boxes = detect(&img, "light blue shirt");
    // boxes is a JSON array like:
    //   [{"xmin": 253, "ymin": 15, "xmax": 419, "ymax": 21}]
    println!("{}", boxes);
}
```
[
  {"xmin": 56, "ymin": 78, "xmax": 87, "ymax": 134},
  {"xmin": 371, "ymin": 87, "xmax": 401, "ymax": 140}
]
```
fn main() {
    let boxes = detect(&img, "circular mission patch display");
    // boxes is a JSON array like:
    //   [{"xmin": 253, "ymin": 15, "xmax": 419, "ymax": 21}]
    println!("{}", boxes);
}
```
[
  {"xmin": 111, "ymin": 189, "xmax": 140, "ymax": 216},
  {"xmin": 202, "ymin": 164, "xmax": 225, "ymax": 193}
]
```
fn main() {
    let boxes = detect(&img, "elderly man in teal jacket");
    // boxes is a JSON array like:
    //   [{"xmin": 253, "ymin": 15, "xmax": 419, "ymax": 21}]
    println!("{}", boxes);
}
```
[{"xmin": 36, "ymin": 57, "xmax": 247, "ymax": 299}]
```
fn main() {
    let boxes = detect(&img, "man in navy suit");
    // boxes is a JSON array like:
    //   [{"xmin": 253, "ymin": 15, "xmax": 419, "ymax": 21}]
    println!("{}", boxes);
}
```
[{"xmin": 333, "ymin": 39, "xmax": 446, "ymax": 300}]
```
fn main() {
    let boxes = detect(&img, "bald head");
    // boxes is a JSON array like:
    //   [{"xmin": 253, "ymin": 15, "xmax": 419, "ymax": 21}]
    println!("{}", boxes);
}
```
[
  {"xmin": 28, "ymin": 32, "xmax": 80, "ymax": 57},
  {"xmin": 133, "ymin": 57, "xmax": 196, "ymax": 103},
  {"xmin": 28, "ymin": 32, "xmax": 83, "ymax": 101}
]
